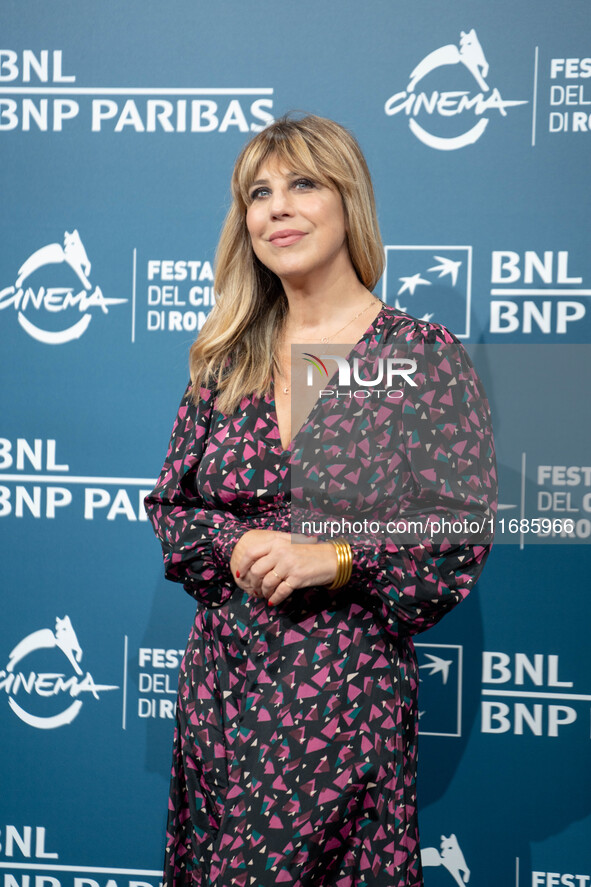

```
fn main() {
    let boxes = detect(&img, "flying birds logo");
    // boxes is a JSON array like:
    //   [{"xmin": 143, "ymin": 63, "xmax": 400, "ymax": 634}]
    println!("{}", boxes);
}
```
[
  {"xmin": 398, "ymin": 257, "xmax": 462, "ymax": 301},
  {"xmin": 420, "ymin": 652, "xmax": 453, "ymax": 685},
  {"xmin": 416, "ymin": 643, "xmax": 463, "ymax": 737},
  {"xmin": 384, "ymin": 28, "xmax": 527, "ymax": 149},
  {"xmin": 0, "ymin": 230, "xmax": 127, "ymax": 343},
  {"xmin": 383, "ymin": 246, "xmax": 473, "ymax": 338}
]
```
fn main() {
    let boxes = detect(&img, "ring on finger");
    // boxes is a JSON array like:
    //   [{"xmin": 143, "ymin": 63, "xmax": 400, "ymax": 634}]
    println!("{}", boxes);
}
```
[{"xmin": 269, "ymin": 569, "xmax": 294, "ymax": 592}]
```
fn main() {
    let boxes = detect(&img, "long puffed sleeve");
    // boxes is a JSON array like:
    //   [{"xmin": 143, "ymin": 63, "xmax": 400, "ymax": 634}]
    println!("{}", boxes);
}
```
[
  {"xmin": 353, "ymin": 327, "xmax": 496, "ymax": 636},
  {"xmin": 144, "ymin": 384, "xmax": 247, "ymax": 606},
  {"xmin": 291, "ymin": 319, "xmax": 497, "ymax": 638}
]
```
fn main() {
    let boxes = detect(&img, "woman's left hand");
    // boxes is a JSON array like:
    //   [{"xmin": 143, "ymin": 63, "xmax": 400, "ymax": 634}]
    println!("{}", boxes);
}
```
[{"xmin": 229, "ymin": 529, "xmax": 338, "ymax": 606}]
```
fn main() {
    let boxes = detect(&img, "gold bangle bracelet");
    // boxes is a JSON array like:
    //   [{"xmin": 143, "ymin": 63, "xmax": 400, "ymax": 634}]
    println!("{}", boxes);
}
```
[
  {"xmin": 337, "ymin": 539, "xmax": 352, "ymax": 588},
  {"xmin": 341, "ymin": 542, "xmax": 353, "ymax": 586},
  {"xmin": 327, "ymin": 541, "xmax": 341, "ymax": 590},
  {"xmin": 332, "ymin": 540, "xmax": 345, "ymax": 588},
  {"xmin": 327, "ymin": 538, "xmax": 352, "ymax": 590},
  {"xmin": 333, "ymin": 537, "xmax": 352, "ymax": 588}
]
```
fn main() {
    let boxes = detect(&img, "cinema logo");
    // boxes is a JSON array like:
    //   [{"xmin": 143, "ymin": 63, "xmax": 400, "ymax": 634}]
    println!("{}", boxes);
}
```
[
  {"xmin": 385, "ymin": 29, "xmax": 527, "ymax": 150},
  {"xmin": 421, "ymin": 833, "xmax": 470, "ymax": 885},
  {"xmin": 1, "ymin": 616, "xmax": 118, "ymax": 729},
  {"xmin": 0, "ymin": 230, "xmax": 126, "ymax": 344}
]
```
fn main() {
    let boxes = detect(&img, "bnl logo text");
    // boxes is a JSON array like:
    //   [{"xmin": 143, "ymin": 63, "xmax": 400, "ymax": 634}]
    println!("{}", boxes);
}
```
[
  {"xmin": 481, "ymin": 652, "xmax": 589, "ymax": 737},
  {"xmin": 490, "ymin": 251, "xmax": 587, "ymax": 334}
]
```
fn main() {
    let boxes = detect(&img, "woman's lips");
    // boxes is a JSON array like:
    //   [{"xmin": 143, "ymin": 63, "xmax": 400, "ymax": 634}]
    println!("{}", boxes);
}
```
[{"xmin": 268, "ymin": 230, "xmax": 306, "ymax": 247}]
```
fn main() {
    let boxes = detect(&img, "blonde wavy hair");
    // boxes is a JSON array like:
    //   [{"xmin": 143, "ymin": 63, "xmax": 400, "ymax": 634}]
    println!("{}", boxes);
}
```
[{"xmin": 190, "ymin": 114, "xmax": 385, "ymax": 414}]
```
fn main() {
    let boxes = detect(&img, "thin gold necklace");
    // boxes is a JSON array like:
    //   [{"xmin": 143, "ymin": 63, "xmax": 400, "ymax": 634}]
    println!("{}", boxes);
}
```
[{"xmin": 276, "ymin": 298, "xmax": 380, "ymax": 394}]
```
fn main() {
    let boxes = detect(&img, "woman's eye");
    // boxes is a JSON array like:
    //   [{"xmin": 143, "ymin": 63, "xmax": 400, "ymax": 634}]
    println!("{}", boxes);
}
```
[
  {"xmin": 293, "ymin": 178, "xmax": 315, "ymax": 190},
  {"xmin": 250, "ymin": 186, "xmax": 270, "ymax": 200},
  {"xmin": 249, "ymin": 178, "xmax": 316, "ymax": 201}
]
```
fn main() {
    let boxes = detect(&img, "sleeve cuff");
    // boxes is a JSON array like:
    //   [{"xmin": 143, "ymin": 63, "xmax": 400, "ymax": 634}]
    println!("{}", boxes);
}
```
[
  {"xmin": 211, "ymin": 520, "xmax": 250, "ymax": 575},
  {"xmin": 349, "ymin": 536, "xmax": 389, "ymax": 576}
]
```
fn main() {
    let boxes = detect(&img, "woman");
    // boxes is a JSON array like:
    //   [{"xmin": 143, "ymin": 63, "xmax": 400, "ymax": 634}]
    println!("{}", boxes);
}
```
[{"xmin": 145, "ymin": 114, "xmax": 496, "ymax": 886}]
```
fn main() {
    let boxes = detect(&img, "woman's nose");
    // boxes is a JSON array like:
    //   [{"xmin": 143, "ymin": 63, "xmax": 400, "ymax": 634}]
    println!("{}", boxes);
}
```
[{"xmin": 269, "ymin": 187, "xmax": 293, "ymax": 217}]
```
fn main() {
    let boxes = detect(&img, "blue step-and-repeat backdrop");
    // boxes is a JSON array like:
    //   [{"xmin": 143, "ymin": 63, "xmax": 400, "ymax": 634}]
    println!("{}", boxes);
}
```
[{"xmin": 1, "ymin": 3, "xmax": 590, "ymax": 886}]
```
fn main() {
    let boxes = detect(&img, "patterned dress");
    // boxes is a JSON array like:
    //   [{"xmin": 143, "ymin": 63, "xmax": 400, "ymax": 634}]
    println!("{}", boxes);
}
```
[{"xmin": 145, "ymin": 305, "xmax": 497, "ymax": 887}]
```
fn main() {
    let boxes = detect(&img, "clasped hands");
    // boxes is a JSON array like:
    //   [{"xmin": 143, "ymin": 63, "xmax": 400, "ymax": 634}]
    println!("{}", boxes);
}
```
[{"xmin": 229, "ymin": 529, "xmax": 338, "ymax": 606}]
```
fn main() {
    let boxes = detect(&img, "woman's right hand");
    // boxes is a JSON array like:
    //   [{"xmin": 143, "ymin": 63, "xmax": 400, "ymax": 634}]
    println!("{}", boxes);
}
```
[{"xmin": 230, "ymin": 529, "xmax": 338, "ymax": 605}]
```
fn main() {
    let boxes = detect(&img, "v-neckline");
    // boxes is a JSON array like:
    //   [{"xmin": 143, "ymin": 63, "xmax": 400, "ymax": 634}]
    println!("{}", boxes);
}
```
[{"xmin": 270, "ymin": 303, "xmax": 386, "ymax": 455}]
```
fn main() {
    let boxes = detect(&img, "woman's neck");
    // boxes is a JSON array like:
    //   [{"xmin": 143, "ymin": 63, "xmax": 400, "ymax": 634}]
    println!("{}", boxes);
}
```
[{"xmin": 281, "ymin": 273, "xmax": 372, "ymax": 342}]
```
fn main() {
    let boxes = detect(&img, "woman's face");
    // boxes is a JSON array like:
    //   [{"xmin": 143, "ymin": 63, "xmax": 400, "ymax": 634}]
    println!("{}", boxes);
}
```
[{"xmin": 245, "ymin": 156, "xmax": 352, "ymax": 285}]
